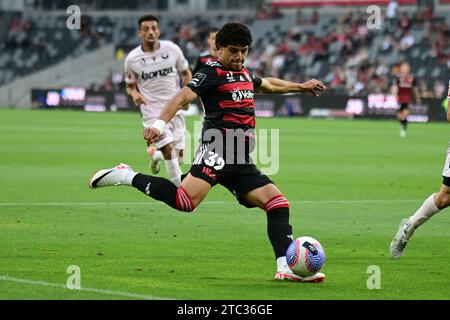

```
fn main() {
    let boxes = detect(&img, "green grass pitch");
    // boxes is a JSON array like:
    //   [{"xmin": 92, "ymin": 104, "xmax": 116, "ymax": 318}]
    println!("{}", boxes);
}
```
[{"xmin": 0, "ymin": 108, "xmax": 449, "ymax": 300}]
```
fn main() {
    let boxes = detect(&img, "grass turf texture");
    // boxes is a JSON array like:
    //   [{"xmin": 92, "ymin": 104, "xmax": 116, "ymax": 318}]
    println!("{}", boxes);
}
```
[{"xmin": 0, "ymin": 108, "xmax": 449, "ymax": 300}]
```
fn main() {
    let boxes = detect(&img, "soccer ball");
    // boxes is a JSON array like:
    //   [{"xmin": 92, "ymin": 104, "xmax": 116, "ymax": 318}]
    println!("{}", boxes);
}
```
[{"xmin": 286, "ymin": 236, "xmax": 326, "ymax": 277}]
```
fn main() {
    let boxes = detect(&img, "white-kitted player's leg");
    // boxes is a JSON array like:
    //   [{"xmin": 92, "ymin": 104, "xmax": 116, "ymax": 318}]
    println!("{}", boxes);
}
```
[
  {"xmin": 154, "ymin": 119, "xmax": 182, "ymax": 187},
  {"xmin": 391, "ymin": 145, "xmax": 450, "ymax": 258},
  {"xmin": 171, "ymin": 113, "xmax": 187, "ymax": 165},
  {"xmin": 147, "ymin": 146, "xmax": 164, "ymax": 174},
  {"xmin": 442, "ymin": 143, "xmax": 450, "ymax": 191},
  {"xmin": 142, "ymin": 115, "xmax": 185, "ymax": 187},
  {"xmin": 143, "ymin": 118, "xmax": 165, "ymax": 174},
  {"xmin": 162, "ymin": 153, "xmax": 182, "ymax": 187}
]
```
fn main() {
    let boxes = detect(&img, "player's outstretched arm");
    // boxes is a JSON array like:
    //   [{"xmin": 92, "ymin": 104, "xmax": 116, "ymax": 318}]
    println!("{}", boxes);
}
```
[
  {"xmin": 180, "ymin": 68, "xmax": 193, "ymax": 110},
  {"xmin": 256, "ymin": 78, "xmax": 327, "ymax": 97},
  {"xmin": 159, "ymin": 86, "xmax": 197, "ymax": 122},
  {"xmin": 181, "ymin": 68, "xmax": 193, "ymax": 86},
  {"xmin": 144, "ymin": 86, "xmax": 198, "ymax": 144}
]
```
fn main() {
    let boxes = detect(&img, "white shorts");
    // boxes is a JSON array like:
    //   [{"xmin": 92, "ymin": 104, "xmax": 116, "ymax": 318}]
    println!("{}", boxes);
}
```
[
  {"xmin": 443, "ymin": 142, "xmax": 450, "ymax": 183},
  {"xmin": 143, "ymin": 113, "xmax": 186, "ymax": 151}
]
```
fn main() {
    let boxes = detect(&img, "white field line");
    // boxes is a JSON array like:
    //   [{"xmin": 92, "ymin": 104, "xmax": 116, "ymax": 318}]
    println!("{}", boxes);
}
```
[
  {"xmin": 0, "ymin": 199, "xmax": 422, "ymax": 207},
  {"xmin": 0, "ymin": 275, "xmax": 173, "ymax": 300}
]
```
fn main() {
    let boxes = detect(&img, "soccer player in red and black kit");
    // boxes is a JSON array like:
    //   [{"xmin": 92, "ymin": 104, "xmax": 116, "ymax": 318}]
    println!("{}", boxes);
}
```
[
  {"xmin": 88, "ymin": 22, "xmax": 327, "ymax": 282},
  {"xmin": 392, "ymin": 62, "xmax": 421, "ymax": 138},
  {"xmin": 192, "ymin": 27, "xmax": 219, "ymax": 75}
]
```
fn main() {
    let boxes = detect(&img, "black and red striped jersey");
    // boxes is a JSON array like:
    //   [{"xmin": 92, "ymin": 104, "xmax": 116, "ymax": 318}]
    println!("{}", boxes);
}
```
[
  {"xmin": 187, "ymin": 61, "xmax": 262, "ymax": 132},
  {"xmin": 396, "ymin": 75, "xmax": 416, "ymax": 104}
]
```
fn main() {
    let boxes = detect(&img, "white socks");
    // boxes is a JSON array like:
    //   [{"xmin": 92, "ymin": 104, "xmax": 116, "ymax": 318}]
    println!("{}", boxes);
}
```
[
  {"xmin": 122, "ymin": 169, "xmax": 138, "ymax": 186},
  {"xmin": 164, "ymin": 158, "xmax": 182, "ymax": 187},
  {"xmin": 409, "ymin": 193, "xmax": 440, "ymax": 229},
  {"xmin": 151, "ymin": 150, "xmax": 164, "ymax": 162},
  {"xmin": 147, "ymin": 146, "xmax": 182, "ymax": 186},
  {"xmin": 277, "ymin": 256, "xmax": 288, "ymax": 272}
]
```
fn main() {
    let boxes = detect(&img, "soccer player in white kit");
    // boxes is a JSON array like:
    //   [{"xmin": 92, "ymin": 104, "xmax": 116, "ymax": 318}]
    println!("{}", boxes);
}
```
[
  {"xmin": 390, "ymin": 80, "xmax": 450, "ymax": 258},
  {"xmin": 124, "ymin": 15, "xmax": 192, "ymax": 186}
]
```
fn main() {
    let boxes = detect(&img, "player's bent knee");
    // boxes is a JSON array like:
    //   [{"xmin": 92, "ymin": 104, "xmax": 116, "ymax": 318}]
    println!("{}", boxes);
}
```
[
  {"xmin": 175, "ymin": 187, "xmax": 197, "ymax": 213},
  {"xmin": 161, "ymin": 144, "xmax": 175, "ymax": 160},
  {"xmin": 436, "ymin": 189, "xmax": 450, "ymax": 209},
  {"xmin": 177, "ymin": 149, "xmax": 184, "ymax": 165},
  {"xmin": 264, "ymin": 194, "xmax": 290, "ymax": 212}
]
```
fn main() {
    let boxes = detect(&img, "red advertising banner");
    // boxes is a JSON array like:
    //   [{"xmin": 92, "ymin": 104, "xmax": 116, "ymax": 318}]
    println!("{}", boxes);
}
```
[{"xmin": 270, "ymin": 0, "xmax": 416, "ymax": 6}]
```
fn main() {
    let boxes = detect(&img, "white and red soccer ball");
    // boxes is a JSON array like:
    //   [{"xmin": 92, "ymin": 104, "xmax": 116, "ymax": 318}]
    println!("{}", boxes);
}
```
[{"xmin": 286, "ymin": 236, "xmax": 326, "ymax": 277}]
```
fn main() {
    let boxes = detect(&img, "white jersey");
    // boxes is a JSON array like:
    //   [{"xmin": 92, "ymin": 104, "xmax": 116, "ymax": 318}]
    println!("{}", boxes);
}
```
[
  {"xmin": 444, "ymin": 142, "xmax": 450, "ymax": 179},
  {"xmin": 124, "ymin": 40, "xmax": 189, "ymax": 119}
]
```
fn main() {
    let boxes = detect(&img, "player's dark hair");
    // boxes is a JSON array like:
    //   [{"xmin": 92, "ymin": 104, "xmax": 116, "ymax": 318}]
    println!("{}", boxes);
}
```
[
  {"xmin": 215, "ymin": 22, "xmax": 252, "ymax": 50},
  {"xmin": 138, "ymin": 14, "xmax": 159, "ymax": 29}
]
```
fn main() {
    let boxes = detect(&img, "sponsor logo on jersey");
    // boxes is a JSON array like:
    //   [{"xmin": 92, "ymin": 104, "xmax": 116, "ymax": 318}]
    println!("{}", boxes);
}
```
[
  {"xmin": 190, "ymin": 73, "xmax": 206, "ymax": 87},
  {"xmin": 141, "ymin": 67, "xmax": 174, "ymax": 81},
  {"xmin": 226, "ymin": 71, "xmax": 235, "ymax": 83},
  {"xmin": 231, "ymin": 89, "xmax": 254, "ymax": 102},
  {"xmin": 201, "ymin": 166, "xmax": 217, "ymax": 181}
]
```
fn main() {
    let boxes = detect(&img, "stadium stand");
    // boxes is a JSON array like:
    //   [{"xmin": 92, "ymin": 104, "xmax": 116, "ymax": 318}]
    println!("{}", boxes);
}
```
[
  {"xmin": 0, "ymin": 12, "xmax": 114, "ymax": 85},
  {"xmin": 0, "ymin": 3, "xmax": 448, "ymax": 105}
]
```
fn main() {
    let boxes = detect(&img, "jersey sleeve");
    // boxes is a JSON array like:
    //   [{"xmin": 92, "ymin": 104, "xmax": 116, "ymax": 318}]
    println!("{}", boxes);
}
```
[
  {"xmin": 186, "ymin": 67, "xmax": 218, "ymax": 96},
  {"xmin": 124, "ymin": 56, "xmax": 137, "ymax": 84},
  {"xmin": 173, "ymin": 44, "xmax": 189, "ymax": 72},
  {"xmin": 250, "ymin": 72, "xmax": 262, "ymax": 89}
]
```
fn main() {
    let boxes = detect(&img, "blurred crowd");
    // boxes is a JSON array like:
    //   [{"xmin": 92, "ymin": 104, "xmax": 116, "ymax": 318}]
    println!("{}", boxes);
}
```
[
  {"xmin": 112, "ymin": 5, "xmax": 448, "ymax": 98},
  {"xmin": 243, "ymin": 6, "xmax": 449, "ymax": 98},
  {"xmin": 2, "ymin": 4, "xmax": 449, "ymax": 99},
  {"xmin": 1, "ymin": 13, "xmax": 112, "ymax": 84}
]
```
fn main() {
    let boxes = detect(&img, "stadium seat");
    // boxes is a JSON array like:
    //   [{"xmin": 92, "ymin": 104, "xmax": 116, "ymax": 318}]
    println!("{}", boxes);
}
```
[{"xmin": 0, "ymin": 10, "xmax": 448, "ymax": 93}]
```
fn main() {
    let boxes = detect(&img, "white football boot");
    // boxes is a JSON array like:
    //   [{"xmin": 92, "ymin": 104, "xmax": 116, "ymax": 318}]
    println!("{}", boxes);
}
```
[
  {"xmin": 89, "ymin": 163, "xmax": 135, "ymax": 189},
  {"xmin": 147, "ymin": 146, "xmax": 161, "ymax": 174},
  {"xmin": 275, "ymin": 260, "xmax": 325, "ymax": 283},
  {"xmin": 275, "ymin": 269, "xmax": 325, "ymax": 283},
  {"xmin": 390, "ymin": 218, "xmax": 415, "ymax": 259}
]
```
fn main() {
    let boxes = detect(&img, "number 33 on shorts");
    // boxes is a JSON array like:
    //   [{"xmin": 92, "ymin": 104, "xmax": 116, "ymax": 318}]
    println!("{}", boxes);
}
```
[{"xmin": 204, "ymin": 152, "xmax": 225, "ymax": 170}]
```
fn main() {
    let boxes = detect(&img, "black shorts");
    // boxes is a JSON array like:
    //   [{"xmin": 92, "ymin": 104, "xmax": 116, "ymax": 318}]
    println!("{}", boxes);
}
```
[
  {"xmin": 188, "ymin": 142, "xmax": 274, "ymax": 208},
  {"xmin": 443, "ymin": 176, "xmax": 450, "ymax": 187}
]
